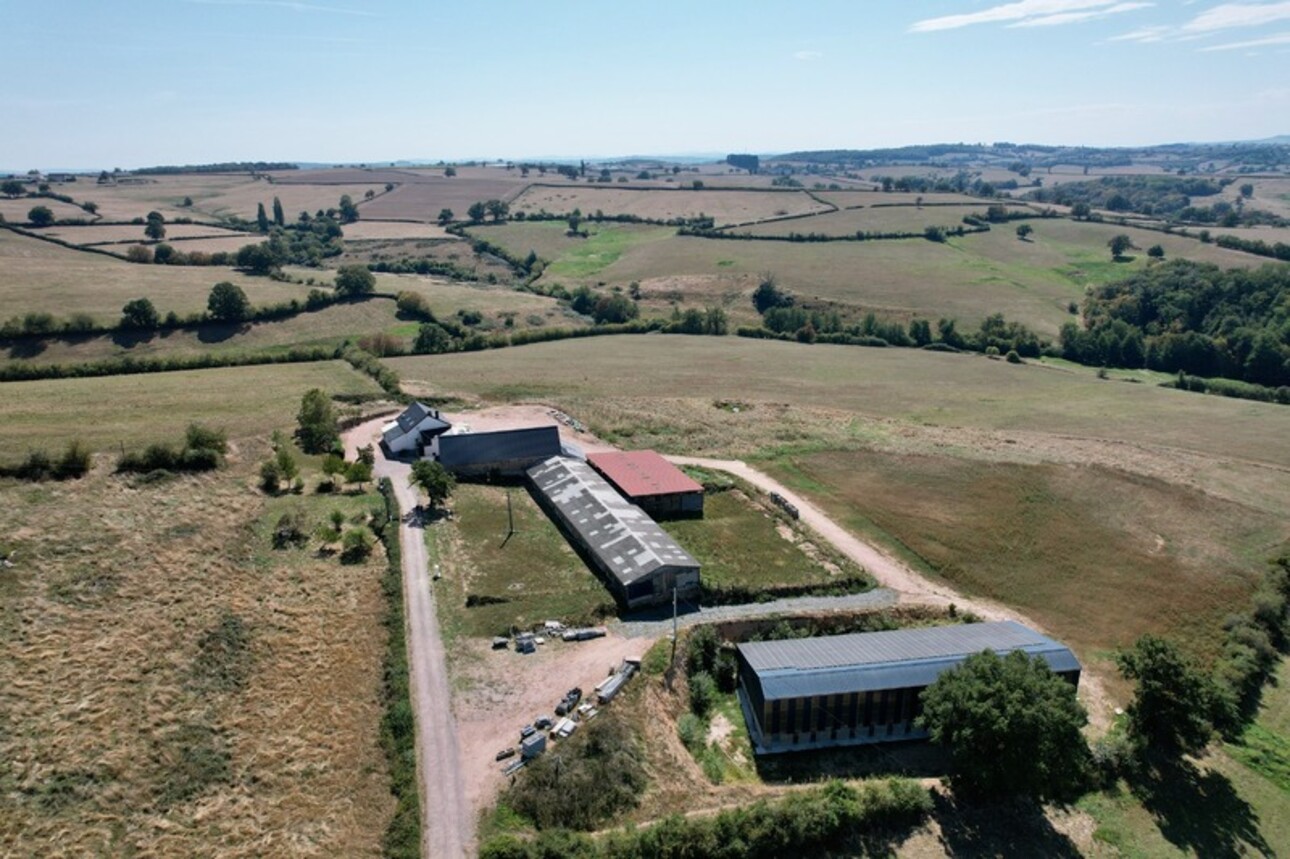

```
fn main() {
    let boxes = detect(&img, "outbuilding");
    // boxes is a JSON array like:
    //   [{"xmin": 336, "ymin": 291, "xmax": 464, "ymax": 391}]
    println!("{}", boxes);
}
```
[
  {"xmin": 432, "ymin": 425, "xmax": 562, "ymax": 477},
  {"xmin": 527, "ymin": 456, "xmax": 701, "ymax": 609},
  {"xmin": 586, "ymin": 450, "xmax": 704, "ymax": 518},
  {"xmin": 736, "ymin": 621, "xmax": 1080, "ymax": 754}
]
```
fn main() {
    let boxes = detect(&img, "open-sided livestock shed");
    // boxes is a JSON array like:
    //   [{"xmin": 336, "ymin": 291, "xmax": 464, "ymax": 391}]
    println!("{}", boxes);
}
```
[
  {"xmin": 586, "ymin": 450, "xmax": 704, "ymax": 518},
  {"xmin": 527, "ymin": 456, "xmax": 700, "ymax": 609},
  {"xmin": 736, "ymin": 621, "xmax": 1080, "ymax": 754}
]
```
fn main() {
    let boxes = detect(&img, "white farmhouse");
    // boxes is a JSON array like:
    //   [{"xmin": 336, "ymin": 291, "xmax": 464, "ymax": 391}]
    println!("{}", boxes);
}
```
[{"xmin": 380, "ymin": 402, "xmax": 452, "ymax": 457}]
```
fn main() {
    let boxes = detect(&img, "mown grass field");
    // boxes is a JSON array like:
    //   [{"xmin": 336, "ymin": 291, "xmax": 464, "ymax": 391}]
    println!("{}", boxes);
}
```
[
  {"xmin": 510, "ymin": 185, "xmax": 829, "ymax": 225},
  {"xmin": 662, "ymin": 488, "xmax": 866, "ymax": 592},
  {"xmin": 0, "ymin": 197, "xmax": 90, "ymax": 222},
  {"xmin": 0, "ymin": 457, "xmax": 394, "ymax": 857},
  {"xmin": 359, "ymin": 176, "xmax": 531, "ymax": 222},
  {"xmin": 35, "ymin": 223, "xmax": 254, "ymax": 245},
  {"xmin": 0, "ymin": 360, "xmax": 381, "ymax": 454},
  {"xmin": 387, "ymin": 335, "xmax": 1290, "ymax": 471},
  {"xmin": 732, "ymin": 203, "xmax": 1033, "ymax": 236},
  {"xmin": 0, "ymin": 229, "xmax": 311, "ymax": 321},
  {"xmin": 764, "ymin": 450, "xmax": 1284, "ymax": 661},
  {"xmin": 436, "ymin": 483, "xmax": 614, "ymax": 638}
]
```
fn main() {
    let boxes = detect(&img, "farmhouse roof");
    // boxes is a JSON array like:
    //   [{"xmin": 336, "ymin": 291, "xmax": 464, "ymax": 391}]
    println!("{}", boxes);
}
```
[
  {"xmin": 437, "ymin": 425, "xmax": 561, "ymax": 470},
  {"xmin": 382, "ymin": 401, "xmax": 449, "ymax": 445},
  {"xmin": 586, "ymin": 450, "xmax": 703, "ymax": 498},
  {"xmin": 739, "ymin": 621, "xmax": 1080, "ymax": 701},
  {"xmin": 527, "ymin": 456, "xmax": 699, "ymax": 587}
]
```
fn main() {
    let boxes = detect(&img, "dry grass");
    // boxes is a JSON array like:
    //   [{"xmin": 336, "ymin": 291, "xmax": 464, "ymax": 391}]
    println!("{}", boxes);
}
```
[
  {"xmin": 768, "ymin": 451, "xmax": 1283, "ymax": 659},
  {"xmin": 0, "ymin": 457, "xmax": 394, "ymax": 856},
  {"xmin": 35, "ymin": 223, "xmax": 255, "ymax": 245},
  {"xmin": 340, "ymin": 221, "xmax": 453, "ymax": 240},
  {"xmin": 0, "ymin": 198, "xmax": 89, "ymax": 222},
  {"xmin": 511, "ymin": 185, "xmax": 829, "ymax": 226},
  {"xmin": 358, "ymin": 178, "xmax": 532, "ymax": 222},
  {"xmin": 0, "ymin": 229, "xmax": 312, "ymax": 320},
  {"xmin": 733, "ymin": 203, "xmax": 1032, "ymax": 236},
  {"xmin": 478, "ymin": 216, "xmax": 1265, "ymax": 335},
  {"xmin": 0, "ymin": 360, "xmax": 381, "ymax": 453},
  {"xmin": 71, "ymin": 175, "xmax": 254, "ymax": 221},
  {"xmin": 384, "ymin": 332, "xmax": 1290, "ymax": 469},
  {"xmin": 115, "ymin": 236, "xmax": 261, "ymax": 256}
]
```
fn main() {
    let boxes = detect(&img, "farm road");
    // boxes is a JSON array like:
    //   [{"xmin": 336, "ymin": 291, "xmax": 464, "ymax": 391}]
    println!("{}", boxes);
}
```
[{"xmin": 349, "ymin": 417, "xmax": 472, "ymax": 859}]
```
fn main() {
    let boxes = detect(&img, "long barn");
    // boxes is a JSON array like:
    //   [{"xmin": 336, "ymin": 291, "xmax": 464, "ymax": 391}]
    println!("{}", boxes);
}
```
[
  {"xmin": 736, "ymin": 621, "xmax": 1080, "ymax": 754},
  {"xmin": 527, "ymin": 456, "xmax": 701, "ymax": 609}
]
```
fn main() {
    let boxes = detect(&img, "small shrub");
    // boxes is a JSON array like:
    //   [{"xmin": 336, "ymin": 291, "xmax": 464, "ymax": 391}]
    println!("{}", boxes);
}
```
[
  {"xmin": 677, "ymin": 713, "xmax": 706, "ymax": 753},
  {"xmin": 1006, "ymin": 349, "xmax": 1022, "ymax": 364},
  {"xmin": 341, "ymin": 528, "xmax": 373, "ymax": 564},
  {"xmin": 272, "ymin": 509, "xmax": 309, "ymax": 549},
  {"xmin": 689, "ymin": 671, "xmax": 717, "ymax": 718}
]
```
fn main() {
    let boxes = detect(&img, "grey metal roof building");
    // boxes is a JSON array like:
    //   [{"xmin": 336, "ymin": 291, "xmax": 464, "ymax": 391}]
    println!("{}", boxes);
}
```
[
  {"xmin": 737, "ymin": 621, "xmax": 1080, "ymax": 754},
  {"xmin": 434, "ymin": 426, "xmax": 561, "ymax": 476},
  {"xmin": 527, "ymin": 456, "xmax": 700, "ymax": 609}
]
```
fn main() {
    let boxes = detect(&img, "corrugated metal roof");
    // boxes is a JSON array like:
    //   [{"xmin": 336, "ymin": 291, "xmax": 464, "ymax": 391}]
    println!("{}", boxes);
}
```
[
  {"xmin": 740, "ymin": 621, "xmax": 1080, "ymax": 701},
  {"xmin": 437, "ymin": 426, "xmax": 561, "ymax": 469},
  {"xmin": 587, "ymin": 450, "xmax": 704, "ymax": 499},
  {"xmin": 527, "ymin": 456, "xmax": 699, "ymax": 586}
]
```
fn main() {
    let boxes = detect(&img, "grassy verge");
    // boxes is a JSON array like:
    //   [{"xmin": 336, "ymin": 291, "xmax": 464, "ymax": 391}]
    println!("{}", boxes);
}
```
[{"xmin": 376, "ymin": 478, "xmax": 420, "ymax": 858}]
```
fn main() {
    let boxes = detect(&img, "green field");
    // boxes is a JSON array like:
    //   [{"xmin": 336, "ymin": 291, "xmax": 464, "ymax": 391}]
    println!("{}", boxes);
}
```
[
  {"xmin": 0, "ymin": 229, "xmax": 311, "ymax": 321},
  {"xmin": 436, "ymin": 484, "xmax": 614, "ymax": 637},
  {"xmin": 0, "ymin": 360, "xmax": 381, "ymax": 454},
  {"xmin": 662, "ymin": 488, "xmax": 867, "ymax": 593}
]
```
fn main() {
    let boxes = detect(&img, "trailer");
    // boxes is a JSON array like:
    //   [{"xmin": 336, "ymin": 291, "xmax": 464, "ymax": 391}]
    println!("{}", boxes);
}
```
[
  {"xmin": 597, "ymin": 659, "xmax": 640, "ymax": 704},
  {"xmin": 553, "ymin": 717, "xmax": 577, "ymax": 739},
  {"xmin": 562, "ymin": 627, "xmax": 607, "ymax": 642}
]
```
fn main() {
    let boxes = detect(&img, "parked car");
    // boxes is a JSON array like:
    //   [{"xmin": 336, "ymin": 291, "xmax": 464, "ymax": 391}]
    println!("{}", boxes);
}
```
[
  {"xmin": 520, "ymin": 724, "xmax": 536, "ymax": 739},
  {"xmin": 496, "ymin": 747, "xmax": 516, "ymax": 761},
  {"xmin": 534, "ymin": 715, "xmax": 553, "ymax": 730}
]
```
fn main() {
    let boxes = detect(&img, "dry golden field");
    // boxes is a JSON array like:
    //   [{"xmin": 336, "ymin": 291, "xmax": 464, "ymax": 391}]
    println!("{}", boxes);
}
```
[
  {"xmin": 34, "ymin": 223, "xmax": 255, "ymax": 245},
  {"xmin": 358, "ymin": 178, "xmax": 531, "ymax": 222},
  {"xmin": 0, "ymin": 197, "xmax": 88, "ymax": 222},
  {"xmin": 0, "ymin": 229, "xmax": 310, "ymax": 320},
  {"xmin": 0, "ymin": 457, "xmax": 394, "ymax": 857},
  {"xmin": 510, "ymin": 185, "xmax": 829, "ymax": 225},
  {"xmin": 0, "ymin": 360, "xmax": 381, "ymax": 454},
  {"xmin": 339, "ymin": 220, "xmax": 453, "ymax": 240},
  {"xmin": 732, "ymin": 203, "xmax": 1034, "ymax": 236}
]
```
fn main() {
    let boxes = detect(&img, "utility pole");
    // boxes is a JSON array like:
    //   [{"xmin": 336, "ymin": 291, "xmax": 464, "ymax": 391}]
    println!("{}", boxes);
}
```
[{"xmin": 506, "ymin": 489, "xmax": 515, "ymax": 539}]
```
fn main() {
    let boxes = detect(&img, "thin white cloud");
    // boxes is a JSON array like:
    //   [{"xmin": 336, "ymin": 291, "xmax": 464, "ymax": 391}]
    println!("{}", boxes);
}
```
[
  {"xmin": 1199, "ymin": 29, "xmax": 1290, "ymax": 48},
  {"xmin": 184, "ymin": 0, "xmax": 377, "ymax": 16},
  {"xmin": 910, "ymin": 0, "xmax": 1140, "ymax": 32},
  {"xmin": 1009, "ymin": 2, "xmax": 1153, "ymax": 27},
  {"xmin": 1108, "ymin": 23, "xmax": 1174, "ymax": 41},
  {"xmin": 1183, "ymin": 1, "xmax": 1290, "ymax": 32},
  {"xmin": 793, "ymin": 50, "xmax": 823, "ymax": 60}
]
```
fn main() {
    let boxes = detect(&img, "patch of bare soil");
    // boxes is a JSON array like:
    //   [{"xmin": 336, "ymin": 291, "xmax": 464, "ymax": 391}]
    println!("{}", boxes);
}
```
[{"xmin": 449, "ymin": 634, "xmax": 646, "ymax": 816}]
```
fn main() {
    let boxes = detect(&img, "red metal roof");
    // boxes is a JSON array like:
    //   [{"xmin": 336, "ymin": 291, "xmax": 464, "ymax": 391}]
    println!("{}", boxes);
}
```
[{"xmin": 586, "ymin": 450, "xmax": 704, "ymax": 499}]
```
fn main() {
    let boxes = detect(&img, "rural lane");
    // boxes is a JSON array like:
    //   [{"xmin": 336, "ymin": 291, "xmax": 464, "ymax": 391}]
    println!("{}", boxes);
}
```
[{"xmin": 348, "ymin": 417, "xmax": 473, "ymax": 859}]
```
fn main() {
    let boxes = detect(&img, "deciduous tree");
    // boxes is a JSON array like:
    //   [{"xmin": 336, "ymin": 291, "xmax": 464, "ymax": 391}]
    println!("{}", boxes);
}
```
[
  {"xmin": 410, "ymin": 459, "xmax": 455, "ymax": 509},
  {"xmin": 27, "ymin": 206, "xmax": 54, "ymax": 227},
  {"xmin": 296, "ymin": 388, "xmax": 339, "ymax": 454},
  {"xmin": 207, "ymin": 281, "xmax": 250, "ymax": 321},
  {"xmin": 1116, "ymin": 635, "xmax": 1214, "ymax": 757},
  {"xmin": 919, "ymin": 650, "xmax": 1089, "ymax": 799},
  {"xmin": 334, "ymin": 264, "xmax": 375, "ymax": 297},
  {"xmin": 120, "ymin": 297, "xmax": 160, "ymax": 330}
]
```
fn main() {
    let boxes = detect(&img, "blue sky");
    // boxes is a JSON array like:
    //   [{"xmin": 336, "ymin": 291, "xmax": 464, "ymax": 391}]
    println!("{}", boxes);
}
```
[{"xmin": 3, "ymin": 0, "xmax": 1288, "ymax": 169}]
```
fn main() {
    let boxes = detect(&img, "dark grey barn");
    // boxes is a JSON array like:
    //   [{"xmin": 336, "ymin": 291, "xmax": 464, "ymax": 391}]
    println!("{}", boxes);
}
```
[{"xmin": 736, "ymin": 621, "xmax": 1080, "ymax": 754}]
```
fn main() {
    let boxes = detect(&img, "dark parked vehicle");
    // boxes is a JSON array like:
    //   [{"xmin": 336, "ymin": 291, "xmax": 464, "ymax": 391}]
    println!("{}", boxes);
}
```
[
  {"xmin": 496, "ymin": 747, "xmax": 516, "ymax": 761},
  {"xmin": 520, "ymin": 724, "xmax": 536, "ymax": 739}
]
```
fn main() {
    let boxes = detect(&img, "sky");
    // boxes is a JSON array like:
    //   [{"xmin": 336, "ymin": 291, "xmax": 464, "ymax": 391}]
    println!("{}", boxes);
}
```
[{"xmin": 2, "ymin": 0, "xmax": 1288, "ymax": 169}]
